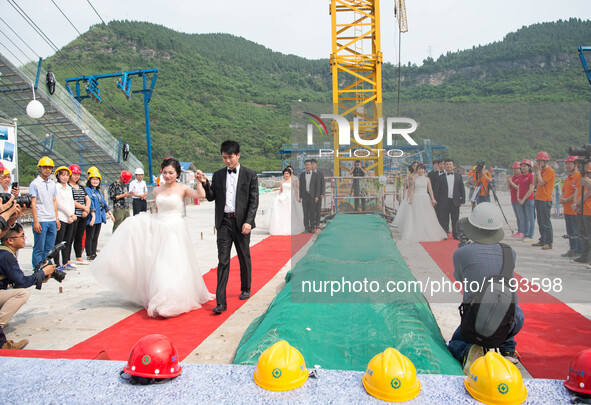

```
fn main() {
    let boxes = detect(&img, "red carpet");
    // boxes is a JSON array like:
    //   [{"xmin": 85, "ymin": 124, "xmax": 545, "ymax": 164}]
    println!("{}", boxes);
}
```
[
  {"xmin": 421, "ymin": 239, "xmax": 591, "ymax": 379},
  {"xmin": 1, "ymin": 234, "xmax": 311, "ymax": 361}
]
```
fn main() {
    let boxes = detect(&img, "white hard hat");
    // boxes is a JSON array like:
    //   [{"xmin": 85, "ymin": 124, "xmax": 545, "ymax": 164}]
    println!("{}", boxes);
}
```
[
  {"xmin": 135, "ymin": 168, "xmax": 144, "ymax": 175},
  {"xmin": 459, "ymin": 202, "xmax": 505, "ymax": 244},
  {"xmin": 468, "ymin": 202, "xmax": 503, "ymax": 230}
]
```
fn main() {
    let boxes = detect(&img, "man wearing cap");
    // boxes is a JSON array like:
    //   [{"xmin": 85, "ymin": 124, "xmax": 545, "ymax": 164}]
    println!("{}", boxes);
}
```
[
  {"xmin": 108, "ymin": 171, "xmax": 132, "ymax": 231},
  {"xmin": 532, "ymin": 152, "xmax": 555, "ymax": 249},
  {"xmin": 448, "ymin": 202, "xmax": 524, "ymax": 373},
  {"xmin": 129, "ymin": 168, "xmax": 148, "ymax": 215},
  {"xmin": 559, "ymin": 157, "xmax": 581, "ymax": 258}
]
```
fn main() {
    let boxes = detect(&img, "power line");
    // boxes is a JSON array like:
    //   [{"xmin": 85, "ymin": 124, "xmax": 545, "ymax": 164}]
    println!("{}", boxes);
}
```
[
  {"xmin": 0, "ymin": 40, "xmax": 26, "ymax": 67},
  {"xmin": 0, "ymin": 15, "xmax": 39, "ymax": 59},
  {"xmin": 0, "ymin": 30, "xmax": 31, "ymax": 63},
  {"xmin": 5, "ymin": 0, "xmax": 153, "ymax": 151},
  {"xmin": 51, "ymin": 0, "xmax": 82, "ymax": 36}
]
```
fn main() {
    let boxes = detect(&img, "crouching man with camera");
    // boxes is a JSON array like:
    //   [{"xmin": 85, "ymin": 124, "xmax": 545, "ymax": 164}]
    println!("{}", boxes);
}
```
[
  {"xmin": 447, "ymin": 202, "xmax": 524, "ymax": 374},
  {"xmin": 0, "ymin": 211, "xmax": 55, "ymax": 349}
]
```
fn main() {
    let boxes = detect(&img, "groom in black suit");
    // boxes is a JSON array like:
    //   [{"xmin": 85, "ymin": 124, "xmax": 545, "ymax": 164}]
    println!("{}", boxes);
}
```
[
  {"xmin": 299, "ymin": 159, "xmax": 320, "ymax": 233},
  {"xmin": 201, "ymin": 140, "xmax": 259, "ymax": 314},
  {"xmin": 435, "ymin": 159, "xmax": 465, "ymax": 239}
]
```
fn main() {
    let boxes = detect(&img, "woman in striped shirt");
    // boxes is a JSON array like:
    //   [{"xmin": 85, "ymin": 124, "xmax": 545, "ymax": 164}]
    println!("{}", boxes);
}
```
[{"xmin": 68, "ymin": 164, "xmax": 91, "ymax": 265}]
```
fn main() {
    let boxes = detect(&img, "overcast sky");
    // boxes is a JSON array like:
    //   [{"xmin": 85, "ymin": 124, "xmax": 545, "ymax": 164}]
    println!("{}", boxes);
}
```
[{"xmin": 1, "ymin": 0, "xmax": 590, "ymax": 68}]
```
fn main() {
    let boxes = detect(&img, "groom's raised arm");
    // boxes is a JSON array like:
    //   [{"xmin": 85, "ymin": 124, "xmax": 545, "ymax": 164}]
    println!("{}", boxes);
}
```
[{"xmin": 199, "ymin": 171, "xmax": 215, "ymax": 202}]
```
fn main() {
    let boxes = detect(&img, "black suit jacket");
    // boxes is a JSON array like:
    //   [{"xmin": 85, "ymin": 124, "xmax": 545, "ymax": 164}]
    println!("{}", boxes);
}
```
[
  {"xmin": 436, "ymin": 172, "xmax": 465, "ymax": 207},
  {"xmin": 428, "ymin": 170, "xmax": 440, "ymax": 197},
  {"xmin": 204, "ymin": 165, "xmax": 259, "ymax": 231},
  {"xmin": 299, "ymin": 171, "xmax": 320, "ymax": 199}
]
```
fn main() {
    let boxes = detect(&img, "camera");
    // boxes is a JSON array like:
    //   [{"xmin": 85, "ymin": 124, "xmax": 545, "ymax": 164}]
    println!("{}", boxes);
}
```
[
  {"xmin": 568, "ymin": 144, "xmax": 591, "ymax": 159},
  {"xmin": 475, "ymin": 160, "xmax": 485, "ymax": 173},
  {"xmin": 34, "ymin": 242, "xmax": 67, "ymax": 289},
  {"xmin": 568, "ymin": 144, "xmax": 591, "ymax": 171},
  {"xmin": 0, "ymin": 192, "xmax": 32, "ymax": 208}
]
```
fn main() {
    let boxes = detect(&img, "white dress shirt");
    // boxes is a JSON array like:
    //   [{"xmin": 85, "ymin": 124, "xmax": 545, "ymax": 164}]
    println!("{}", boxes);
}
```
[
  {"xmin": 305, "ymin": 171, "xmax": 312, "ymax": 193},
  {"xmin": 225, "ymin": 164, "xmax": 240, "ymax": 213},
  {"xmin": 446, "ymin": 172, "xmax": 455, "ymax": 199}
]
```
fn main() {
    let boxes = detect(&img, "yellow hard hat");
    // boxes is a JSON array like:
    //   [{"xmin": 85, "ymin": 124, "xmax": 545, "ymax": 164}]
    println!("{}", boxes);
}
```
[
  {"xmin": 2, "ymin": 169, "xmax": 10, "ymax": 176},
  {"xmin": 87, "ymin": 166, "xmax": 98, "ymax": 174},
  {"xmin": 87, "ymin": 169, "xmax": 102, "ymax": 181},
  {"xmin": 37, "ymin": 156, "xmax": 54, "ymax": 167},
  {"xmin": 253, "ymin": 340, "xmax": 308, "ymax": 391},
  {"xmin": 465, "ymin": 351, "xmax": 527, "ymax": 405},
  {"xmin": 362, "ymin": 347, "xmax": 420, "ymax": 402},
  {"xmin": 54, "ymin": 166, "xmax": 72, "ymax": 177}
]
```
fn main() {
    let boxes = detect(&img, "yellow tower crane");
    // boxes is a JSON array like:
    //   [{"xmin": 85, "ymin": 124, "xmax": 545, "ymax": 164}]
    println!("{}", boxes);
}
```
[{"xmin": 329, "ymin": 0, "xmax": 407, "ymax": 177}]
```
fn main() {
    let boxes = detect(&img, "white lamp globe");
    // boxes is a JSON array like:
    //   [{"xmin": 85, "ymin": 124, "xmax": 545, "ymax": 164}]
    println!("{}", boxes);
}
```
[{"xmin": 26, "ymin": 99, "xmax": 44, "ymax": 119}]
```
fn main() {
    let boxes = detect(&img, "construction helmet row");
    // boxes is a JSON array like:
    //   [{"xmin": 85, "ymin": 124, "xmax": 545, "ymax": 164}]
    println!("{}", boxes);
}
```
[
  {"xmin": 36, "ymin": 157, "xmax": 136, "ymax": 182},
  {"xmin": 122, "ymin": 334, "xmax": 591, "ymax": 404}
]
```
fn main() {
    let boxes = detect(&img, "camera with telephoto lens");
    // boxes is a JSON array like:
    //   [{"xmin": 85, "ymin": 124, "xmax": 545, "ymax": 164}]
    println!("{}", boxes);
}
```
[
  {"xmin": 568, "ymin": 144, "xmax": 591, "ymax": 169},
  {"xmin": 0, "ymin": 193, "xmax": 32, "ymax": 208},
  {"xmin": 34, "ymin": 242, "xmax": 67, "ymax": 288},
  {"xmin": 475, "ymin": 160, "xmax": 486, "ymax": 173}
]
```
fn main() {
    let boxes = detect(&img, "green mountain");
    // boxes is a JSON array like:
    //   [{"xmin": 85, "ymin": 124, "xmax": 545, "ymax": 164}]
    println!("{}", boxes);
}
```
[{"xmin": 37, "ymin": 18, "xmax": 591, "ymax": 175}]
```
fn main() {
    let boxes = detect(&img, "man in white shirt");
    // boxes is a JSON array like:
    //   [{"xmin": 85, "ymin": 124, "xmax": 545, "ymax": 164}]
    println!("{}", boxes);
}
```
[
  {"xmin": 129, "ymin": 168, "xmax": 148, "ymax": 215},
  {"xmin": 29, "ymin": 156, "xmax": 60, "ymax": 268}
]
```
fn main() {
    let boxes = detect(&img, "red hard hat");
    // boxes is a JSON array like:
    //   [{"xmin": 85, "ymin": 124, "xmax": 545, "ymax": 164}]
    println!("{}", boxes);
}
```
[
  {"xmin": 121, "ymin": 170, "xmax": 133, "ymax": 183},
  {"xmin": 0, "ymin": 162, "xmax": 4, "ymax": 172},
  {"xmin": 512, "ymin": 161, "xmax": 521, "ymax": 169},
  {"xmin": 536, "ymin": 151, "xmax": 550, "ymax": 161},
  {"xmin": 564, "ymin": 348, "xmax": 591, "ymax": 395},
  {"xmin": 565, "ymin": 156, "xmax": 579, "ymax": 163},
  {"xmin": 69, "ymin": 164, "xmax": 82, "ymax": 174},
  {"xmin": 521, "ymin": 159, "xmax": 533, "ymax": 167},
  {"xmin": 123, "ymin": 334, "xmax": 182, "ymax": 379}
]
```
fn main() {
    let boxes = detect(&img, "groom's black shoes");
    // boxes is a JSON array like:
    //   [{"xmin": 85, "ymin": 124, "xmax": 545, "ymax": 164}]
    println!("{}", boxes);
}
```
[
  {"xmin": 239, "ymin": 291, "xmax": 250, "ymax": 300},
  {"xmin": 213, "ymin": 304, "xmax": 227, "ymax": 314}
]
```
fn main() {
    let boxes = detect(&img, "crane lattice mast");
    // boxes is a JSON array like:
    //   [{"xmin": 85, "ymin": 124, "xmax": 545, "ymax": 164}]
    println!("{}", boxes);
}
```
[{"xmin": 330, "ymin": 0, "xmax": 383, "ymax": 177}]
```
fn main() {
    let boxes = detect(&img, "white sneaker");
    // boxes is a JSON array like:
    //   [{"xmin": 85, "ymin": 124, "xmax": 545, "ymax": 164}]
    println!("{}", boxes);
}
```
[
  {"xmin": 76, "ymin": 260, "xmax": 90, "ymax": 266},
  {"xmin": 522, "ymin": 238, "xmax": 534, "ymax": 243}
]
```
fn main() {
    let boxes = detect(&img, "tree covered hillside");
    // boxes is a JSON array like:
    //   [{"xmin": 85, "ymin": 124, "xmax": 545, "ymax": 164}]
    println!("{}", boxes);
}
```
[{"xmin": 37, "ymin": 18, "xmax": 591, "ymax": 174}]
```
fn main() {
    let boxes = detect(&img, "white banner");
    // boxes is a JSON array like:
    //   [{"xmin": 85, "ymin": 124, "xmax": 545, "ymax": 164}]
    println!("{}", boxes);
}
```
[{"xmin": 0, "ymin": 125, "xmax": 16, "ymax": 173}]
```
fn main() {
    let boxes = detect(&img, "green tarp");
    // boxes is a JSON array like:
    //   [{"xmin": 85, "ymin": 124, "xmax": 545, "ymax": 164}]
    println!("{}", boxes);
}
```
[{"xmin": 234, "ymin": 214, "xmax": 463, "ymax": 375}]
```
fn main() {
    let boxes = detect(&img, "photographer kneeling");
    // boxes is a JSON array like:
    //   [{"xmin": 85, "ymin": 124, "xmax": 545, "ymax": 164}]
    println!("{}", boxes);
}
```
[
  {"xmin": 447, "ymin": 202, "xmax": 524, "ymax": 374},
  {"xmin": 0, "ymin": 206, "xmax": 55, "ymax": 349}
]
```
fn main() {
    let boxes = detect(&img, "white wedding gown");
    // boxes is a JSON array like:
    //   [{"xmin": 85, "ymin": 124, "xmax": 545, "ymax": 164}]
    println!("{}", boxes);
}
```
[
  {"xmin": 399, "ymin": 175, "xmax": 447, "ymax": 241},
  {"xmin": 91, "ymin": 193, "xmax": 215, "ymax": 318},
  {"xmin": 267, "ymin": 181, "xmax": 305, "ymax": 235}
]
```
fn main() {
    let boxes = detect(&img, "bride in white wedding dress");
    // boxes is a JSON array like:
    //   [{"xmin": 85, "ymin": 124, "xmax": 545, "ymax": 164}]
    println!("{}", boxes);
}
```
[
  {"xmin": 399, "ymin": 163, "xmax": 447, "ymax": 241},
  {"xmin": 91, "ymin": 158, "xmax": 215, "ymax": 318},
  {"xmin": 267, "ymin": 168, "xmax": 305, "ymax": 235},
  {"xmin": 393, "ymin": 160, "xmax": 418, "ymax": 227}
]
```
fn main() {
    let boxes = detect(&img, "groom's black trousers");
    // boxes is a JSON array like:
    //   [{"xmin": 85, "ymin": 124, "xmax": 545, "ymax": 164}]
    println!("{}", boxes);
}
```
[{"xmin": 216, "ymin": 215, "xmax": 252, "ymax": 306}]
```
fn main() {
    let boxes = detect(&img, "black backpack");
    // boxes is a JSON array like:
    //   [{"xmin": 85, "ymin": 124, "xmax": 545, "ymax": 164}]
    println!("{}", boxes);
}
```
[{"xmin": 459, "ymin": 243, "xmax": 516, "ymax": 348}]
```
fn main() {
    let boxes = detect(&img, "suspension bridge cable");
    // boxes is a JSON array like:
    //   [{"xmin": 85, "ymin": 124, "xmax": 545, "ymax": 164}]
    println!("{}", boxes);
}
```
[
  {"xmin": 0, "ymin": 15, "xmax": 39, "ymax": 59},
  {"xmin": 51, "ymin": 0, "xmax": 82, "ymax": 36}
]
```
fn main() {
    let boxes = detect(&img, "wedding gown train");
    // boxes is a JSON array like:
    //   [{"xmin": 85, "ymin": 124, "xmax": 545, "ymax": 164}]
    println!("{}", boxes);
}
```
[
  {"xmin": 267, "ymin": 181, "xmax": 305, "ymax": 235},
  {"xmin": 398, "ymin": 175, "xmax": 447, "ymax": 241},
  {"xmin": 91, "ymin": 193, "xmax": 214, "ymax": 318}
]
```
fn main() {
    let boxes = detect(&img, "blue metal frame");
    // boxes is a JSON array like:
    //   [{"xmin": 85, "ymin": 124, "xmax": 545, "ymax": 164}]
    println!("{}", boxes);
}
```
[
  {"xmin": 578, "ymin": 46, "xmax": 591, "ymax": 143},
  {"xmin": 64, "ymin": 69, "xmax": 158, "ymax": 183}
]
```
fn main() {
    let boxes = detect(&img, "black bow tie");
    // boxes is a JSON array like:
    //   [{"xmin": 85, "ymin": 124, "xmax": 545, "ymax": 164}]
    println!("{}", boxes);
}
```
[
  {"xmin": 227, "ymin": 168, "xmax": 237, "ymax": 174},
  {"xmin": 306, "ymin": 172, "xmax": 311, "ymax": 175},
  {"xmin": 447, "ymin": 172, "xmax": 453, "ymax": 176}
]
